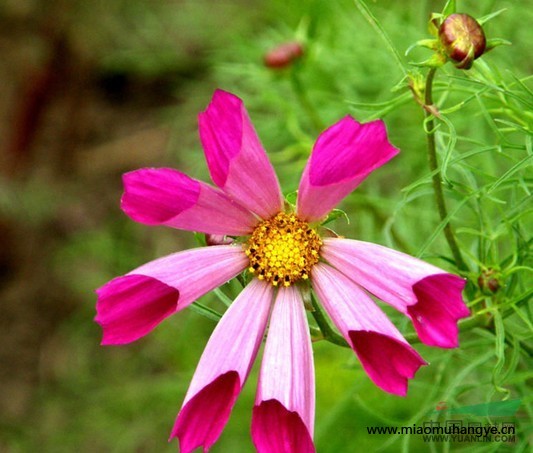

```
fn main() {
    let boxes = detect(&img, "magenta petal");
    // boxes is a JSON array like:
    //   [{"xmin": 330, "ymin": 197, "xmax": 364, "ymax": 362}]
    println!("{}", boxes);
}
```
[
  {"xmin": 252, "ymin": 286, "xmax": 315, "ymax": 452},
  {"xmin": 172, "ymin": 371, "xmax": 240, "ymax": 453},
  {"xmin": 409, "ymin": 274, "xmax": 470, "ymax": 348},
  {"xmin": 95, "ymin": 245, "xmax": 248, "ymax": 345},
  {"xmin": 199, "ymin": 90, "xmax": 283, "ymax": 218},
  {"xmin": 252, "ymin": 400, "xmax": 315, "ymax": 453},
  {"xmin": 121, "ymin": 168, "xmax": 257, "ymax": 235},
  {"xmin": 171, "ymin": 279, "xmax": 274, "ymax": 451},
  {"xmin": 312, "ymin": 264, "xmax": 426, "ymax": 396},
  {"xmin": 321, "ymin": 238, "xmax": 469, "ymax": 348},
  {"xmin": 297, "ymin": 116, "xmax": 399, "ymax": 222},
  {"xmin": 95, "ymin": 275, "xmax": 178, "ymax": 345},
  {"xmin": 348, "ymin": 331, "xmax": 426, "ymax": 396}
]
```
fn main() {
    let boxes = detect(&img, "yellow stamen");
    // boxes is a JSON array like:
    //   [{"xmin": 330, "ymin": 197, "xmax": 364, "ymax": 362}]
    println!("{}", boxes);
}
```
[{"xmin": 245, "ymin": 212, "xmax": 322, "ymax": 287}]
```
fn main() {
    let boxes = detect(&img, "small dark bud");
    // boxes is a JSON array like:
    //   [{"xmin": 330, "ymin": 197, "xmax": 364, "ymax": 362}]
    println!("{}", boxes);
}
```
[
  {"xmin": 477, "ymin": 268, "xmax": 501, "ymax": 294},
  {"xmin": 264, "ymin": 41, "xmax": 304, "ymax": 69},
  {"xmin": 439, "ymin": 13, "xmax": 486, "ymax": 69}
]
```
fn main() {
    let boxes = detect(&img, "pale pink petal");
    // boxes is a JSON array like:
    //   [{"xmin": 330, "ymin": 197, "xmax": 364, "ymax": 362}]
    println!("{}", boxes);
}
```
[
  {"xmin": 297, "ymin": 116, "xmax": 399, "ymax": 222},
  {"xmin": 170, "ymin": 279, "xmax": 273, "ymax": 453},
  {"xmin": 95, "ymin": 245, "xmax": 248, "ymax": 345},
  {"xmin": 199, "ymin": 90, "xmax": 283, "ymax": 218},
  {"xmin": 321, "ymin": 238, "xmax": 469, "ymax": 348},
  {"xmin": 121, "ymin": 168, "xmax": 258, "ymax": 235},
  {"xmin": 252, "ymin": 286, "xmax": 315, "ymax": 453},
  {"xmin": 311, "ymin": 264, "xmax": 426, "ymax": 396}
]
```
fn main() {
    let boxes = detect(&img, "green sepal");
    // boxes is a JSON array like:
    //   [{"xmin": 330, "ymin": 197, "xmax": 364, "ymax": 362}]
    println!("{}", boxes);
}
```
[
  {"xmin": 320, "ymin": 208, "xmax": 349, "ymax": 226},
  {"xmin": 478, "ymin": 8, "xmax": 507, "ymax": 25},
  {"xmin": 294, "ymin": 16, "xmax": 310, "ymax": 42},
  {"xmin": 405, "ymin": 38, "xmax": 440, "ymax": 57},
  {"xmin": 284, "ymin": 190, "xmax": 298, "ymax": 207},
  {"xmin": 485, "ymin": 38, "xmax": 512, "ymax": 52},
  {"xmin": 409, "ymin": 53, "xmax": 447, "ymax": 68},
  {"xmin": 442, "ymin": 0, "xmax": 457, "ymax": 17},
  {"xmin": 428, "ymin": 13, "xmax": 443, "ymax": 35}
]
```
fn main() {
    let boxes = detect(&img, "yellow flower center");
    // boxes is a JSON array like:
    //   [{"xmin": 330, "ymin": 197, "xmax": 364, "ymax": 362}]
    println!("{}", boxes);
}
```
[{"xmin": 245, "ymin": 212, "xmax": 322, "ymax": 287}]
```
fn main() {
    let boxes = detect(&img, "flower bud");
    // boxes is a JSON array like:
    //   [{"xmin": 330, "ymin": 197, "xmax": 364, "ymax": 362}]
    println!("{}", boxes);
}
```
[
  {"xmin": 264, "ymin": 41, "xmax": 304, "ymax": 69},
  {"xmin": 477, "ymin": 268, "xmax": 501, "ymax": 295},
  {"xmin": 439, "ymin": 13, "xmax": 486, "ymax": 69}
]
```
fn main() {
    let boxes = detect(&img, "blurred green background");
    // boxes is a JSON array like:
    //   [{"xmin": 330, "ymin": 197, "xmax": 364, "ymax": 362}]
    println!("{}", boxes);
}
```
[{"xmin": 0, "ymin": 0, "xmax": 531, "ymax": 452}]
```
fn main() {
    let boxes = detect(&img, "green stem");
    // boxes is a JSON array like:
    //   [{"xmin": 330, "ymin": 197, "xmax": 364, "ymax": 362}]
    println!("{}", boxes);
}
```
[
  {"xmin": 309, "ymin": 293, "xmax": 349, "ymax": 348},
  {"xmin": 290, "ymin": 70, "xmax": 325, "ymax": 133},
  {"xmin": 424, "ymin": 67, "xmax": 469, "ymax": 272}
]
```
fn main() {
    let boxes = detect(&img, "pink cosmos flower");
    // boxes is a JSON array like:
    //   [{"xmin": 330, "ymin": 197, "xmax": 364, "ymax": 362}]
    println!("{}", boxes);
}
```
[{"xmin": 95, "ymin": 90, "xmax": 469, "ymax": 453}]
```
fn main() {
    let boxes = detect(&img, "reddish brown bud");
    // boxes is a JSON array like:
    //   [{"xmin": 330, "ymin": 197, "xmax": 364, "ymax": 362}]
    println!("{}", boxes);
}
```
[
  {"xmin": 439, "ymin": 13, "xmax": 486, "ymax": 69},
  {"xmin": 264, "ymin": 41, "xmax": 304, "ymax": 69},
  {"xmin": 477, "ymin": 268, "xmax": 501, "ymax": 294}
]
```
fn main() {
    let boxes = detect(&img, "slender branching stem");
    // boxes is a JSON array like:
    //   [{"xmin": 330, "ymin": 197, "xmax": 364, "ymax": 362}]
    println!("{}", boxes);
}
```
[{"xmin": 424, "ymin": 67, "xmax": 469, "ymax": 272}]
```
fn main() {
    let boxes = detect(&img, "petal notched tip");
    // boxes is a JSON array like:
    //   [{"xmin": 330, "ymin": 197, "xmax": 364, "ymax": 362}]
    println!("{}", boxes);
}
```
[
  {"xmin": 320, "ymin": 239, "xmax": 470, "ymax": 349},
  {"xmin": 349, "ymin": 331, "xmax": 427, "ymax": 397},
  {"xmin": 121, "ymin": 168, "xmax": 199, "ymax": 225},
  {"xmin": 252, "ymin": 400, "xmax": 315, "ymax": 453},
  {"xmin": 308, "ymin": 116, "xmax": 400, "ymax": 187},
  {"xmin": 198, "ymin": 90, "xmax": 243, "ymax": 188},
  {"xmin": 297, "ymin": 117, "xmax": 399, "ymax": 222},
  {"xmin": 409, "ymin": 274, "xmax": 470, "ymax": 349},
  {"xmin": 211, "ymin": 89, "xmax": 241, "ymax": 107},
  {"xmin": 95, "ymin": 274, "xmax": 179, "ymax": 345},
  {"xmin": 170, "ymin": 371, "xmax": 241, "ymax": 453},
  {"xmin": 199, "ymin": 89, "xmax": 283, "ymax": 218},
  {"xmin": 121, "ymin": 167, "xmax": 257, "ymax": 235}
]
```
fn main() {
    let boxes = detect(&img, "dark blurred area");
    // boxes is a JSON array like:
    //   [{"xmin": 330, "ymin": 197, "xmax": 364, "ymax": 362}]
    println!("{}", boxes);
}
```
[{"xmin": 0, "ymin": 0, "xmax": 261, "ymax": 447}]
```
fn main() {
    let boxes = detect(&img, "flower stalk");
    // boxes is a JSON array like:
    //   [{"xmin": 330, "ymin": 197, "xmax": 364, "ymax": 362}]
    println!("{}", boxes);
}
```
[{"xmin": 424, "ymin": 67, "xmax": 468, "ymax": 272}]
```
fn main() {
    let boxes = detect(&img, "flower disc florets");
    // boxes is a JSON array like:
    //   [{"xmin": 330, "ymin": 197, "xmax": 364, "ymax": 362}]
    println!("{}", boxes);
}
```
[{"xmin": 245, "ymin": 212, "xmax": 322, "ymax": 287}]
